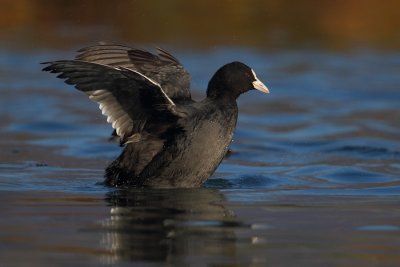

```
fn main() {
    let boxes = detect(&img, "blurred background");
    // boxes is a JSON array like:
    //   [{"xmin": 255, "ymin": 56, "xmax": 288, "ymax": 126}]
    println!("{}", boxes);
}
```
[{"xmin": 1, "ymin": 0, "xmax": 399, "ymax": 51}]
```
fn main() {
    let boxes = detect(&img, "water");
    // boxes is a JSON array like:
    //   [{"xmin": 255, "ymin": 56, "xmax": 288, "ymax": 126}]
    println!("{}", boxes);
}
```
[{"xmin": 1, "ymin": 47, "xmax": 399, "ymax": 266}]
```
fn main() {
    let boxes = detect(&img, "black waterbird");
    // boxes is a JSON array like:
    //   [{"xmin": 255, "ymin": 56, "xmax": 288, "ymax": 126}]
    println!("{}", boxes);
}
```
[{"xmin": 42, "ymin": 43, "xmax": 269, "ymax": 188}]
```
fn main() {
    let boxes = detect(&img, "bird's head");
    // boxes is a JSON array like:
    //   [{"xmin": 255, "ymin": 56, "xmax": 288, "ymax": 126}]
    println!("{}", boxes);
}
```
[{"xmin": 207, "ymin": 61, "xmax": 269, "ymax": 100}]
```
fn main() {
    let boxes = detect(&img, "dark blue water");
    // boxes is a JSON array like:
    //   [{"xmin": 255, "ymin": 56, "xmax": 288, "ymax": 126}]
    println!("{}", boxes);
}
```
[{"xmin": 1, "ymin": 47, "xmax": 399, "ymax": 266}]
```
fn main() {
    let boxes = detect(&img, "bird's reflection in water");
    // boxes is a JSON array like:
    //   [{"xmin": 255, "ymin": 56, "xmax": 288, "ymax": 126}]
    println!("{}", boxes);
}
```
[{"xmin": 102, "ymin": 188, "xmax": 243, "ymax": 264}]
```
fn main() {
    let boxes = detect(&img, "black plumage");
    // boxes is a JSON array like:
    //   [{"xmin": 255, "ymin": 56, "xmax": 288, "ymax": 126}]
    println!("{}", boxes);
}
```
[{"xmin": 42, "ymin": 42, "xmax": 269, "ymax": 188}]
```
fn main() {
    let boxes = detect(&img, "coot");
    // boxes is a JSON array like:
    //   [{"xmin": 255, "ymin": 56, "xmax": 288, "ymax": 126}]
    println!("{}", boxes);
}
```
[{"xmin": 43, "ymin": 43, "xmax": 269, "ymax": 188}]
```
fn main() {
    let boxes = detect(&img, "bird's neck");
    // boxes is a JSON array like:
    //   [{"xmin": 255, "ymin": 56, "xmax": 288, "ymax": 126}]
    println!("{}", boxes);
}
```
[{"xmin": 206, "ymin": 85, "xmax": 241, "ymax": 103}]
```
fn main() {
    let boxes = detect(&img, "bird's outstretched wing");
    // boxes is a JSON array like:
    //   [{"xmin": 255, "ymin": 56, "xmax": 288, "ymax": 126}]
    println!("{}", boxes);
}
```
[
  {"xmin": 42, "ymin": 60, "xmax": 183, "ymax": 145},
  {"xmin": 75, "ymin": 42, "xmax": 192, "ymax": 101}
]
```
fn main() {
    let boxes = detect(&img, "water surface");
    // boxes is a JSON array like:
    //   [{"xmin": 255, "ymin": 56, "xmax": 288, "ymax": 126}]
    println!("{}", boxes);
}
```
[{"xmin": 1, "ymin": 47, "xmax": 399, "ymax": 266}]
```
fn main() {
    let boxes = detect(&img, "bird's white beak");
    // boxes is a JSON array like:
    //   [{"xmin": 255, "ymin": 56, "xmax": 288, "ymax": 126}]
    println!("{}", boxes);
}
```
[
  {"xmin": 251, "ymin": 69, "xmax": 270, "ymax": 93},
  {"xmin": 252, "ymin": 79, "xmax": 269, "ymax": 93}
]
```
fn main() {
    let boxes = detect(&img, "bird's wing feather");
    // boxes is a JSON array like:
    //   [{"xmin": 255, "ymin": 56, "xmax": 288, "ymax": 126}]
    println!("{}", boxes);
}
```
[
  {"xmin": 42, "ymin": 60, "xmax": 182, "ymax": 145},
  {"xmin": 75, "ymin": 42, "xmax": 192, "ymax": 100}
]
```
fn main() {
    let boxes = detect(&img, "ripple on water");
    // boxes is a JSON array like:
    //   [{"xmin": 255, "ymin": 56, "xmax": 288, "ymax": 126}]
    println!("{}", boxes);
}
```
[
  {"xmin": 317, "ymin": 166, "xmax": 396, "ymax": 184},
  {"xmin": 206, "ymin": 174, "xmax": 275, "ymax": 189},
  {"xmin": 0, "ymin": 162, "xmax": 106, "ymax": 193},
  {"xmin": 357, "ymin": 225, "xmax": 400, "ymax": 232},
  {"xmin": 326, "ymin": 144, "xmax": 400, "ymax": 160},
  {"xmin": 7, "ymin": 121, "xmax": 79, "ymax": 134}
]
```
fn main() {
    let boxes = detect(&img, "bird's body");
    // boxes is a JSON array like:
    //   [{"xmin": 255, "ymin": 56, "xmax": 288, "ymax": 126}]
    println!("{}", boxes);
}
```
[
  {"xmin": 43, "ymin": 42, "xmax": 269, "ymax": 188},
  {"xmin": 106, "ymin": 99, "xmax": 238, "ymax": 187}
]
